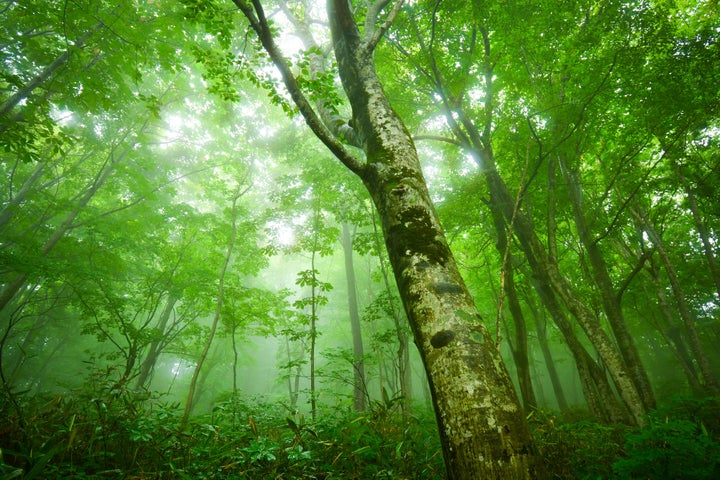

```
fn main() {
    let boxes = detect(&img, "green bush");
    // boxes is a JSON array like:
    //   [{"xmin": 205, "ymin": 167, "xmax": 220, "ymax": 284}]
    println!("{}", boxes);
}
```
[{"xmin": 613, "ymin": 415, "xmax": 720, "ymax": 479}]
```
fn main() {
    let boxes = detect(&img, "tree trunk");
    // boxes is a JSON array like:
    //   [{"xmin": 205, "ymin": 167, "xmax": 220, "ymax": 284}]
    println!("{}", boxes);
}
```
[
  {"xmin": 341, "ymin": 223, "xmax": 366, "ymax": 411},
  {"xmin": 423, "ymin": 23, "xmax": 645, "ymax": 424},
  {"xmin": 309, "ymin": 247, "xmax": 318, "ymax": 422},
  {"xmin": 329, "ymin": 3, "xmax": 539, "ymax": 477},
  {"xmin": 466, "ymin": 151, "xmax": 643, "ymax": 424},
  {"xmin": 674, "ymin": 162, "xmax": 720, "ymax": 300},
  {"xmin": 135, "ymin": 294, "xmax": 178, "ymax": 390},
  {"xmin": 529, "ymin": 275, "xmax": 626, "ymax": 422},
  {"xmin": 525, "ymin": 291, "xmax": 568, "ymax": 410},
  {"xmin": 559, "ymin": 158, "xmax": 655, "ymax": 410},
  {"xmin": 489, "ymin": 202, "xmax": 537, "ymax": 411},
  {"xmin": 0, "ymin": 152, "xmax": 117, "ymax": 314},
  {"xmin": 630, "ymin": 203, "xmax": 720, "ymax": 395}
]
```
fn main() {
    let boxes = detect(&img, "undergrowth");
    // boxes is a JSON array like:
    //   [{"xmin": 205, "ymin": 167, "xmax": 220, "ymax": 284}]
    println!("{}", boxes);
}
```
[{"xmin": 2, "ymin": 381, "xmax": 719, "ymax": 479}]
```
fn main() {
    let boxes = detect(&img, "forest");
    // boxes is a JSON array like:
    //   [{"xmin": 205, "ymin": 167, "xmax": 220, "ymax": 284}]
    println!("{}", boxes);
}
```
[{"xmin": 1, "ymin": 0, "xmax": 719, "ymax": 478}]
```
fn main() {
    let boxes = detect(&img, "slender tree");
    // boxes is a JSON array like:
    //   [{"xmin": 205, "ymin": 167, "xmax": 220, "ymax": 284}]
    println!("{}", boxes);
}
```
[
  {"xmin": 181, "ymin": 183, "xmax": 250, "ymax": 429},
  {"xmin": 341, "ymin": 222, "xmax": 367, "ymax": 411}
]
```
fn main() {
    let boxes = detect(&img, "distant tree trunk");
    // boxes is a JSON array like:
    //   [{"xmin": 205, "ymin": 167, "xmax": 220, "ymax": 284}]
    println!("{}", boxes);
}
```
[
  {"xmin": 231, "ymin": 321, "xmax": 239, "ymax": 395},
  {"xmin": 341, "ymin": 223, "xmax": 366, "ymax": 411},
  {"xmin": 180, "ymin": 185, "xmax": 247, "ymax": 430},
  {"xmin": 530, "ymin": 275, "xmax": 625, "ymax": 422},
  {"xmin": 0, "ymin": 111, "xmax": 160, "ymax": 316},
  {"xmin": 489, "ymin": 200, "xmax": 537, "ymax": 411},
  {"xmin": 235, "ymin": 2, "xmax": 544, "ymax": 477},
  {"xmin": 641, "ymin": 259, "xmax": 702, "ymax": 390},
  {"xmin": 306, "ymin": 213, "xmax": 323, "ymax": 422},
  {"xmin": 630, "ymin": 203, "xmax": 720, "ymax": 395},
  {"xmin": 0, "ymin": 24, "xmax": 102, "ymax": 121},
  {"xmin": 0, "ymin": 159, "xmax": 48, "ymax": 234},
  {"xmin": 674, "ymin": 162, "xmax": 720, "ymax": 300},
  {"xmin": 285, "ymin": 337, "xmax": 303, "ymax": 409},
  {"xmin": 642, "ymin": 277, "xmax": 702, "ymax": 392},
  {"xmin": 0, "ymin": 153, "xmax": 116, "ymax": 314},
  {"xmin": 559, "ymin": 158, "xmax": 655, "ymax": 411},
  {"xmin": 524, "ymin": 291, "xmax": 568, "ymax": 410},
  {"xmin": 135, "ymin": 294, "xmax": 178, "ymax": 390},
  {"xmin": 423, "ymin": 22, "xmax": 645, "ymax": 424}
]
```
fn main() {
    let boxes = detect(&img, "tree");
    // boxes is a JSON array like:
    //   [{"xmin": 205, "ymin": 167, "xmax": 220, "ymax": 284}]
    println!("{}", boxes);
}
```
[
  {"xmin": 340, "ymin": 222, "xmax": 367, "ymax": 411},
  {"xmin": 226, "ymin": 1, "xmax": 543, "ymax": 477},
  {"xmin": 181, "ymin": 181, "xmax": 252, "ymax": 429}
]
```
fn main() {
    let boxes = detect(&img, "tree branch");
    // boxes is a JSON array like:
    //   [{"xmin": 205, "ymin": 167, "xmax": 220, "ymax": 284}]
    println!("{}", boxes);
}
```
[
  {"xmin": 233, "ymin": 0, "xmax": 365, "ymax": 175},
  {"xmin": 413, "ymin": 134, "xmax": 463, "ymax": 147},
  {"xmin": 277, "ymin": 0, "xmax": 362, "ymax": 147},
  {"xmin": 365, "ymin": 0, "xmax": 404, "ymax": 52}
]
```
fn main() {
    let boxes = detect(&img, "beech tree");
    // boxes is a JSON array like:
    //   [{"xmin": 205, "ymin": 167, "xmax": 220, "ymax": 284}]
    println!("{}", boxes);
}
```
[{"xmin": 224, "ymin": 1, "xmax": 543, "ymax": 478}]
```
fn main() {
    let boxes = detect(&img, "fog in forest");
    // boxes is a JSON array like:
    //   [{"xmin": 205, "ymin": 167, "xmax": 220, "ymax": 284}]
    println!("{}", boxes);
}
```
[{"xmin": 2, "ymin": 0, "xmax": 719, "ymax": 478}]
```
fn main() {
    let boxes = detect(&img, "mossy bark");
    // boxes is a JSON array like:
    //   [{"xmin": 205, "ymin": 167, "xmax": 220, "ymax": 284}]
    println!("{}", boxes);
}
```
[{"xmin": 328, "ymin": 2, "xmax": 543, "ymax": 478}]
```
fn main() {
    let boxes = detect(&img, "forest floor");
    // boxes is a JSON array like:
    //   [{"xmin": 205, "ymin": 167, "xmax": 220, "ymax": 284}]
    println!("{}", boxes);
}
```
[{"xmin": 1, "ymin": 390, "xmax": 719, "ymax": 479}]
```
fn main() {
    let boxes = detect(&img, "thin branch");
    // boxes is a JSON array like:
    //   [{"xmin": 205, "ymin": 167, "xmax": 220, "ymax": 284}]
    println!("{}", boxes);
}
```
[
  {"xmin": 616, "ymin": 249, "xmax": 653, "ymax": 302},
  {"xmin": 413, "ymin": 134, "xmax": 463, "ymax": 147},
  {"xmin": 233, "ymin": 0, "xmax": 365, "ymax": 175},
  {"xmin": 364, "ymin": 0, "xmax": 392, "ymax": 38},
  {"xmin": 366, "ymin": 0, "xmax": 405, "ymax": 52}
]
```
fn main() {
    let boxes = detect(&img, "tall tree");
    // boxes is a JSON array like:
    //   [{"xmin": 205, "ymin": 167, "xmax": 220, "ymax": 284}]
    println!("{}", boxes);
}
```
[
  {"xmin": 227, "ymin": 1, "xmax": 543, "ymax": 477},
  {"xmin": 341, "ymin": 222, "xmax": 367, "ymax": 411}
]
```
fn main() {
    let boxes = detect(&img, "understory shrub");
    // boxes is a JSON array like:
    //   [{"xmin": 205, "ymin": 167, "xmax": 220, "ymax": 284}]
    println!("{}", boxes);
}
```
[
  {"xmin": 0, "ymin": 382, "xmax": 444, "ymax": 479},
  {"xmin": 2, "ymin": 383, "xmax": 718, "ymax": 479}
]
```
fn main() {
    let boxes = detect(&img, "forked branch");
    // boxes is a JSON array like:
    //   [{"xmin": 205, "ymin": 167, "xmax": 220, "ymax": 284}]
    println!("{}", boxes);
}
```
[{"xmin": 233, "ymin": 0, "xmax": 365, "ymax": 175}]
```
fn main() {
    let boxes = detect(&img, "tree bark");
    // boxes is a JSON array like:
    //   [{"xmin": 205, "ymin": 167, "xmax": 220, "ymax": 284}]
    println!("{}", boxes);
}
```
[{"xmin": 328, "ymin": 3, "xmax": 540, "ymax": 477}]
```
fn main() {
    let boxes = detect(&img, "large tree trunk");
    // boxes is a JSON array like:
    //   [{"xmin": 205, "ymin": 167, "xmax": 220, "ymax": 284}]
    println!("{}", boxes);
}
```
[
  {"xmin": 341, "ymin": 223, "xmax": 367, "ymax": 411},
  {"xmin": 328, "ymin": 3, "xmax": 539, "ymax": 478}
]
